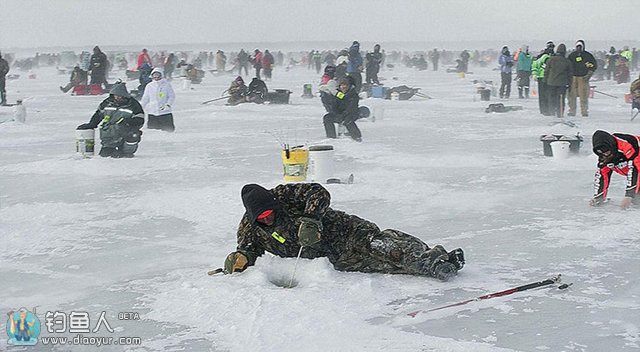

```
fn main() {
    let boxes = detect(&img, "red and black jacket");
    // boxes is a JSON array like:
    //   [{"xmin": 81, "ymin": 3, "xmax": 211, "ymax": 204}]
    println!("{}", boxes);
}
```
[{"xmin": 593, "ymin": 132, "xmax": 640, "ymax": 201}]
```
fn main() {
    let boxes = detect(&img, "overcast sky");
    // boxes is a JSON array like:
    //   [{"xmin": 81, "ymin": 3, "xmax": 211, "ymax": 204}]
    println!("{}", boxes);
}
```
[{"xmin": 1, "ymin": 0, "xmax": 637, "ymax": 50}]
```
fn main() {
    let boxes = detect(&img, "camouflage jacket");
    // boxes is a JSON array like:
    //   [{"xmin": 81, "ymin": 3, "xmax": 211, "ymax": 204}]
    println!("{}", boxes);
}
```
[{"xmin": 236, "ymin": 183, "xmax": 379, "ymax": 268}]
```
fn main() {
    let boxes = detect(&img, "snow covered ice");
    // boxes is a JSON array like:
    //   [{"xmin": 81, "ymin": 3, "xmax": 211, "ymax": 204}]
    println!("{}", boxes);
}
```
[{"xmin": 1, "ymin": 58, "xmax": 639, "ymax": 352}]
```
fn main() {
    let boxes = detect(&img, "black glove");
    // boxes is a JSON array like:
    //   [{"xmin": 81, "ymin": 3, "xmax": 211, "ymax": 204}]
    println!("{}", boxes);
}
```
[
  {"xmin": 297, "ymin": 217, "xmax": 322, "ymax": 246},
  {"xmin": 77, "ymin": 123, "xmax": 93, "ymax": 130}
]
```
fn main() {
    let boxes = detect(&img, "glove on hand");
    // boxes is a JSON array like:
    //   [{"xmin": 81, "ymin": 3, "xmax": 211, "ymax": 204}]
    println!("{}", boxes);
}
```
[
  {"xmin": 223, "ymin": 251, "xmax": 248, "ymax": 274},
  {"xmin": 297, "ymin": 217, "xmax": 322, "ymax": 246}
]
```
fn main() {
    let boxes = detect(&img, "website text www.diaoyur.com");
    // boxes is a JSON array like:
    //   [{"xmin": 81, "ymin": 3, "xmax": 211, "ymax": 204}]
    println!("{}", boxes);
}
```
[{"xmin": 40, "ymin": 334, "xmax": 142, "ymax": 347}]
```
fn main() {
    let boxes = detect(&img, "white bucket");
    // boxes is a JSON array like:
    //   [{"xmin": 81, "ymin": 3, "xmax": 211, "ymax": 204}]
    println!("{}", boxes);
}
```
[
  {"xmin": 76, "ymin": 129, "xmax": 95, "ymax": 157},
  {"xmin": 372, "ymin": 105, "xmax": 384, "ymax": 121},
  {"xmin": 182, "ymin": 78, "xmax": 192, "ymax": 90},
  {"xmin": 550, "ymin": 141, "xmax": 570, "ymax": 159},
  {"xmin": 308, "ymin": 145, "xmax": 335, "ymax": 183}
]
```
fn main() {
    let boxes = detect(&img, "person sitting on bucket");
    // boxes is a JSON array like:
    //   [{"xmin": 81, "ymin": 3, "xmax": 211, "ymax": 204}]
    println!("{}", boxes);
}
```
[
  {"xmin": 590, "ymin": 130, "xmax": 640, "ymax": 209},
  {"xmin": 222, "ymin": 183, "xmax": 465, "ymax": 281},
  {"xmin": 227, "ymin": 76, "xmax": 249, "ymax": 105},
  {"xmin": 246, "ymin": 77, "xmax": 268, "ymax": 104},
  {"xmin": 77, "ymin": 83, "xmax": 144, "ymax": 158},
  {"xmin": 323, "ymin": 76, "xmax": 363, "ymax": 142}
]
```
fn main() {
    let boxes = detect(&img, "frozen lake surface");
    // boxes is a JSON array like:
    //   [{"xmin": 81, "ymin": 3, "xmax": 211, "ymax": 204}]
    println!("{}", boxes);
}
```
[{"xmin": 1, "ymin": 59, "xmax": 639, "ymax": 351}]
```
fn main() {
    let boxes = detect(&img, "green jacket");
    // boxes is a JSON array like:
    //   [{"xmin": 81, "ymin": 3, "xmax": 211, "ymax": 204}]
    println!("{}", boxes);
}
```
[{"xmin": 532, "ymin": 53, "xmax": 550, "ymax": 79}]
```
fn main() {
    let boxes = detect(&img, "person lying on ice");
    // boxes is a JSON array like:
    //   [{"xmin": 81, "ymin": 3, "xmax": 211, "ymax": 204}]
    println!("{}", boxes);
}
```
[
  {"xmin": 222, "ymin": 183, "xmax": 465, "ymax": 281},
  {"xmin": 590, "ymin": 130, "xmax": 640, "ymax": 209}
]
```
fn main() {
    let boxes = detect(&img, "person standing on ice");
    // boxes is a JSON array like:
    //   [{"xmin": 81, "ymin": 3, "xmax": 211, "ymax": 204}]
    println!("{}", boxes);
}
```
[
  {"xmin": 0, "ymin": 52, "xmax": 10, "ymax": 106},
  {"xmin": 221, "ymin": 183, "xmax": 465, "ymax": 281},
  {"xmin": 498, "ymin": 46, "xmax": 514, "ymax": 99},
  {"xmin": 567, "ymin": 40, "xmax": 597, "ymax": 117},
  {"xmin": 346, "ymin": 41, "xmax": 363, "ymax": 92},
  {"xmin": 544, "ymin": 43, "xmax": 572, "ymax": 118},
  {"xmin": 514, "ymin": 45, "xmax": 533, "ymax": 99},
  {"xmin": 89, "ymin": 46, "xmax": 108, "ymax": 87},
  {"xmin": 77, "ymin": 83, "xmax": 144, "ymax": 158},
  {"xmin": 590, "ymin": 130, "xmax": 640, "ymax": 209},
  {"xmin": 140, "ymin": 67, "xmax": 176, "ymax": 132}
]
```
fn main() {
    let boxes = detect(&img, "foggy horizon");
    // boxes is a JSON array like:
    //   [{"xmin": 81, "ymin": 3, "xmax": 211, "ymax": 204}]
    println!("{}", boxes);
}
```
[{"xmin": 1, "ymin": 0, "xmax": 638, "ymax": 52}]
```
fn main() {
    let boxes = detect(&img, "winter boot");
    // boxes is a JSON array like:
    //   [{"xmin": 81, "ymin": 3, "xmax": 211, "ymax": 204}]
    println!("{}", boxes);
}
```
[
  {"xmin": 430, "ymin": 254, "xmax": 458, "ymax": 281},
  {"xmin": 447, "ymin": 248, "xmax": 465, "ymax": 270}
]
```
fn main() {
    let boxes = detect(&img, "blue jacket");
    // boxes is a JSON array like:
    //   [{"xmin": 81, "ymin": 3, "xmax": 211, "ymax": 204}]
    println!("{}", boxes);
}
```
[
  {"xmin": 347, "ymin": 44, "xmax": 363, "ymax": 73},
  {"xmin": 499, "ymin": 54, "xmax": 514, "ymax": 73}
]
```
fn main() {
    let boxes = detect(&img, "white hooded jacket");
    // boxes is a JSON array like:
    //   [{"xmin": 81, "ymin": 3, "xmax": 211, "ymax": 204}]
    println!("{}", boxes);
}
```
[{"xmin": 140, "ymin": 67, "xmax": 176, "ymax": 116}]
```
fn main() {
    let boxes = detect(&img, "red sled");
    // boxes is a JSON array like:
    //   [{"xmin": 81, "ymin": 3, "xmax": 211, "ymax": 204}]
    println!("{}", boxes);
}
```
[{"xmin": 72, "ymin": 84, "xmax": 104, "ymax": 96}]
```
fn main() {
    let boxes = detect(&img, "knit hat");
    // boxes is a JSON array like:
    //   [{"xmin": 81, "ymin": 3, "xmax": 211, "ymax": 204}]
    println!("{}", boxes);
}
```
[
  {"xmin": 241, "ymin": 184, "xmax": 278, "ymax": 224},
  {"xmin": 109, "ymin": 83, "xmax": 130, "ymax": 98},
  {"xmin": 592, "ymin": 130, "xmax": 617, "ymax": 155}
]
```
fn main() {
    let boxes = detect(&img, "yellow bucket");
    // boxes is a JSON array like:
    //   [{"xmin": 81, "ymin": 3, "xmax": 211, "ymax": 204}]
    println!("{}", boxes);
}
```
[{"xmin": 282, "ymin": 146, "xmax": 308, "ymax": 182}]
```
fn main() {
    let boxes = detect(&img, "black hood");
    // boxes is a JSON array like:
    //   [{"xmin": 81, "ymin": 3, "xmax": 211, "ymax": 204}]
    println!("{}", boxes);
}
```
[
  {"xmin": 241, "ymin": 184, "xmax": 278, "ymax": 224},
  {"xmin": 592, "ymin": 130, "xmax": 617, "ymax": 155}
]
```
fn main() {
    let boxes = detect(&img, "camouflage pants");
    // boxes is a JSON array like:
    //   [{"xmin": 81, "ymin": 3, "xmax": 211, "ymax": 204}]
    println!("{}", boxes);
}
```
[{"xmin": 331, "ymin": 225, "xmax": 448, "ymax": 276}]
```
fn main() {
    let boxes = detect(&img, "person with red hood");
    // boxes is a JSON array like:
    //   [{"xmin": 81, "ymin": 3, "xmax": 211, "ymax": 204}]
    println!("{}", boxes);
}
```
[
  {"xmin": 252, "ymin": 49, "xmax": 263, "ymax": 80},
  {"xmin": 590, "ymin": 130, "xmax": 640, "ymax": 209},
  {"xmin": 221, "ymin": 183, "xmax": 465, "ymax": 281}
]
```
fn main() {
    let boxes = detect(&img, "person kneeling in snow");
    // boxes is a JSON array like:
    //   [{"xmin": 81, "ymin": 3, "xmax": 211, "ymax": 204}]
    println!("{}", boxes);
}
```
[
  {"xmin": 77, "ymin": 83, "xmax": 144, "ymax": 158},
  {"xmin": 222, "ymin": 183, "xmax": 465, "ymax": 281},
  {"xmin": 140, "ymin": 67, "xmax": 176, "ymax": 132},
  {"xmin": 590, "ymin": 130, "xmax": 640, "ymax": 209}
]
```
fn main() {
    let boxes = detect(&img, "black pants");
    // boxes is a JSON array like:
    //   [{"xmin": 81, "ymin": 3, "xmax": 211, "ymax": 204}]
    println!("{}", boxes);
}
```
[
  {"xmin": 255, "ymin": 66, "xmax": 261, "ymax": 80},
  {"xmin": 0, "ymin": 77, "xmax": 6, "ymax": 105},
  {"xmin": 500, "ymin": 72, "xmax": 512, "ymax": 98},
  {"xmin": 323, "ymin": 113, "xmax": 361, "ymax": 141},
  {"xmin": 347, "ymin": 72, "xmax": 362, "ymax": 93},
  {"xmin": 537, "ymin": 78, "xmax": 550, "ymax": 115},
  {"xmin": 547, "ymin": 85, "xmax": 567, "ymax": 117},
  {"xmin": 147, "ymin": 114, "xmax": 175, "ymax": 132},
  {"xmin": 516, "ymin": 71, "xmax": 530, "ymax": 98}
]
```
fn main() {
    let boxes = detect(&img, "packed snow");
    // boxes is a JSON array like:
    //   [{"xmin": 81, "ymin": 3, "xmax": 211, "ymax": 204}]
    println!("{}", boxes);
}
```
[{"xmin": 1, "ymin": 52, "xmax": 639, "ymax": 352}]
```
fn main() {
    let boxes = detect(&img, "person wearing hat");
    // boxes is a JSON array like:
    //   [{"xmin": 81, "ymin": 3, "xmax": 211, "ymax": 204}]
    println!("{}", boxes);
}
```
[
  {"xmin": 89, "ymin": 46, "xmax": 108, "ymax": 87},
  {"xmin": 226, "ymin": 76, "xmax": 249, "ymax": 105},
  {"xmin": 590, "ymin": 130, "xmax": 640, "ymax": 209},
  {"xmin": 323, "ymin": 76, "xmax": 363, "ymax": 142},
  {"xmin": 567, "ymin": 40, "xmax": 597, "ymax": 117},
  {"xmin": 544, "ymin": 43, "xmax": 572, "ymax": 117},
  {"xmin": 77, "ymin": 83, "xmax": 145, "ymax": 158},
  {"xmin": 532, "ymin": 42, "xmax": 555, "ymax": 115},
  {"xmin": 140, "ymin": 67, "xmax": 176, "ymax": 132},
  {"xmin": 498, "ymin": 46, "xmax": 514, "ymax": 99},
  {"xmin": 59, "ymin": 65, "xmax": 88, "ymax": 93},
  {"xmin": 0, "ymin": 52, "xmax": 9, "ymax": 105},
  {"xmin": 346, "ymin": 41, "xmax": 363, "ymax": 92},
  {"xmin": 222, "ymin": 183, "xmax": 466, "ymax": 281},
  {"xmin": 319, "ymin": 65, "xmax": 338, "ymax": 114}
]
